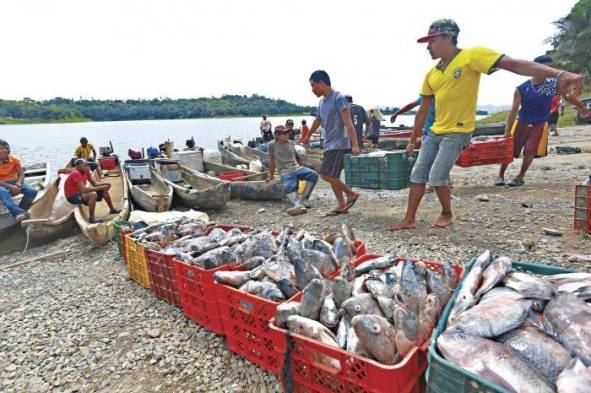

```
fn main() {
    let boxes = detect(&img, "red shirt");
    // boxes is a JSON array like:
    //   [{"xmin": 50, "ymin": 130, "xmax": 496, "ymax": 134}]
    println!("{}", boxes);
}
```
[
  {"xmin": 301, "ymin": 124, "xmax": 311, "ymax": 143},
  {"xmin": 64, "ymin": 169, "xmax": 91, "ymax": 198},
  {"xmin": 550, "ymin": 95, "xmax": 560, "ymax": 114}
]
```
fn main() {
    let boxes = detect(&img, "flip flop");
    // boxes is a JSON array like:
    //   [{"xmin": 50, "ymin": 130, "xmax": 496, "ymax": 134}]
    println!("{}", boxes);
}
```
[
  {"xmin": 508, "ymin": 178, "xmax": 525, "ymax": 187},
  {"xmin": 321, "ymin": 209, "xmax": 349, "ymax": 217},
  {"xmin": 344, "ymin": 194, "xmax": 360, "ymax": 211}
]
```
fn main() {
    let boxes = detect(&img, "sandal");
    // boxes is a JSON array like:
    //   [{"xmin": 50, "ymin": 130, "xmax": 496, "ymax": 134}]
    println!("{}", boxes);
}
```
[
  {"xmin": 321, "ymin": 209, "xmax": 349, "ymax": 217},
  {"xmin": 344, "ymin": 194, "xmax": 360, "ymax": 211},
  {"xmin": 494, "ymin": 177, "xmax": 506, "ymax": 186},
  {"xmin": 508, "ymin": 178, "xmax": 525, "ymax": 187}
]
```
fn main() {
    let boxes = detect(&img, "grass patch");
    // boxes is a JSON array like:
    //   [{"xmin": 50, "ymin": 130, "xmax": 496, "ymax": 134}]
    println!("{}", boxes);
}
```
[
  {"xmin": 477, "ymin": 111, "xmax": 508, "ymax": 124},
  {"xmin": 0, "ymin": 117, "xmax": 91, "ymax": 125}
]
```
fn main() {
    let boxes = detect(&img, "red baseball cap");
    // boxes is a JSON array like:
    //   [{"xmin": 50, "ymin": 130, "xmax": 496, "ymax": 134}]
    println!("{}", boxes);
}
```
[{"xmin": 417, "ymin": 19, "xmax": 460, "ymax": 43}]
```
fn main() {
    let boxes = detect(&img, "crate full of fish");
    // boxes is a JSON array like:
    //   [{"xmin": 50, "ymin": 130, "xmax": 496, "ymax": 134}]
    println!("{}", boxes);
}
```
[
  {"xmin": 574, "ymin": 184, "xmax": 591, "ymax": 233},
  {"xmin": 455, "ymin": 137, "xmax": 514, "ymax": 168},
  {"xmin": 214, "ymin": 225, "xmax": 364, "ymax": 375},
  {"xmin": 125, "ymin": 217, "xmax": 209, "ymax": 289},
  {"xmin": 427, "ymin": 251, "xmax": 590, "ymax": 393},
  {"xmin": 145, "ymin": 250, "xmax": 181, "ymax": 306},
  {"xmin": 269, "ymin": 253, "xmax": 463, "ymax": 393}
]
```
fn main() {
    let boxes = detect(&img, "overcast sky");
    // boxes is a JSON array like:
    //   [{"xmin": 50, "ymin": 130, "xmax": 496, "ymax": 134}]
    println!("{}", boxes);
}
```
[{"xmin": 1, "ymin": 0, "xmax": 577, "ymax": 107}]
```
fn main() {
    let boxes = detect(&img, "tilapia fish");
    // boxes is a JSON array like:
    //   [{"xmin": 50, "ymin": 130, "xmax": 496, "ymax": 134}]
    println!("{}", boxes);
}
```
[
  {"xmin": 474, "ymin": 256, "xmax": 512, "ymax": 299},
  {"xmin": 193, "ymin": 246, "xmax": 235, "ymax": 269},
  {"xmin": 543, "ymin": 293, "xmax": 591, "ymax": 366},
  {"xmin": 293, "ymin": 250, "xmax": 323, "ymax": 290},
  {"xmin": 503, "ymin": 271, "xmax": 555, "ymax": 300},
  {"xmin": 557, "ymin": 358, "xmax": 591, "ymax": 393},
  {"xmin": 448, "ymin": 252, "xmax": 491, "ymax": 322},
  {"xmin": 239, "ymin": 280, "xmax": 285, "ymax": 301},
  {"xmin": 329, "ymin": 277, "xmax": 352, "ymax": 308},
  {"xmin": 438, "ymin": 331, "xmax": 554, "ymax": 393},
  {"xmin": 252, "ymin": 232, "xmax": 278, "ymax": 258},
  {"xmin": 275, "ymin": 301, "xmax": 300, "ymax": 328},
  {"xmin": 425, "ymin": 269, "xmax": 450, "ymax": 304},
  {"xmin": 333, "ymin": 236, "xmax": 354, "ymax": 281},
  {"xmin": 302, "ymin": 248, "xmax": 337, "ymax": 276},
  {"xmin": 479, "ymin": 286, "xmax": 524, "ymax": 305},
  {"xmin": 393, "ymin": 307, "xmax": 420, "ymax": 357},
  {"xmin": 287, "ymin": 315, "xmax": 340, "ymax": 369},
  {"xmin": 498, "ymin": 325, "xmax": 572, "ymax": 382},
  {"xmin": 320, "ymin": 293, "xmax": 340, "ymax": 329},
  {"xmin": 448, "ymin": 299, "xmax": 530, "ymax": 338},
  {"xmin": 352, "ymin": 314, "xmax": 399, "ymax": 365},
  {"xmin": 299, "ymin": 279, "xmax": 325, "ymax": 320},
  {"xmin": 342, "ymin": 293, "xmax": 384, "ymax": 318},
  {"xmin": 213, "ymin": 270, "xmax": 251, "ymax": 287},
  {"xmin": 353, "ymin": 255, "xmax": 396, "ymax": 276},
  {"xmin": 261, "ymin": 257, "xmax": 294, "ymax": 283},
  {"xmin": 399, "ymin": 260, "xmax": 427, "ymax": 316}
]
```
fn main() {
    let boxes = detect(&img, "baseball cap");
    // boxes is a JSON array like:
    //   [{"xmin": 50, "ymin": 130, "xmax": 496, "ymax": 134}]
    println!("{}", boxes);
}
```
[
  {"xmin": 417, "ymin": 19, "xmax": 460, "ymax": 43},
  {"xmin": 534, "ymin": 55, "xmax": 553, "ymax": 64},
  {"xmin": 274, "ymin": 125, "xmax": 289, "ymax": 134},
  {"xmin": 74, "ymin": 158, "xmax": 89, "ymax": 167},
  {"xmin": 285, "ymin": 119, "xmax": 294, "ymax": 126}
]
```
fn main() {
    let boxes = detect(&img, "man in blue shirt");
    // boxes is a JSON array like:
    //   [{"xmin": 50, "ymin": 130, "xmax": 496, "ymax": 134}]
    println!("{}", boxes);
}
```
[
  {"xmin": 390, "ymin": 97, "xmax": 436, "ymax": 135},
  {"xmin": 304, "ymin": 70, "xmax": 361, "ymax": 215},
  {"xmin": 496, "ymin": 55, "xmax": 590, "ymax": 187}
]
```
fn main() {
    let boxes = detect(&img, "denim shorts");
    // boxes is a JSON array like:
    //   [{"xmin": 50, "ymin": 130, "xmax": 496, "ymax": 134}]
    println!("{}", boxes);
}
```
[
  {"xmin": 410, "ymin": 132, "xmax": 472, "ymax": 186},
  {"xmin": 280, "ymin": 166, "xmax": 319, "ymax": 193}
]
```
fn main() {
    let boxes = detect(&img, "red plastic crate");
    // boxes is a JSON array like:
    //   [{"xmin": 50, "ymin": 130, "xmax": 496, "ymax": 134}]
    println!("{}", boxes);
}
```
[
  {"xmin": 456, "ymin": 137, "xmax": 513, "ymax": 167},
  {"xmin": 270, "ymin": 253, "xmax": 464, "ymax": 393},
  {"xmin": 574, "ymin": 185, "xmax": 591, "ymax": 233},
  {"xmin": 217, "ymin": 283, "xmax": 291, "ymax": 375},
  {"xmin": 98, "ymin": 156, "xmax": 117, "ymax": 170},
  {"xmin": 219, "ymin": 171, "xmax": 247, "ymax": 181},
  {"xmin": 146, "ymin": 250, "xmax": 181, "ymax": 306}
]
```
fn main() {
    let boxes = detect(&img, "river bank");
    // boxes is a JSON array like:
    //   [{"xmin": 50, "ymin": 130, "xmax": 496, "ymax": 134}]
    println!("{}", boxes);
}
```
[{"xmin": 0, "ymin": 125, "xmax": 590, "ymax": 392}]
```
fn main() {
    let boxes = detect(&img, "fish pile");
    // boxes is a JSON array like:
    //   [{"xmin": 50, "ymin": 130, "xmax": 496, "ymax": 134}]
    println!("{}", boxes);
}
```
[
  {"xmin": 213, "ymin": 225, "xmax": 361, "ymax": 302},
  {"xmin": 129, "ymin": 217, "xmax": 208, "ymax": 249},
  {"xmin": 438, "ymin": 250, "xmax": 591, "ymax": 393},
  {"xmin": 273, "ymin": 254, "xmax": 458, "ymax": 367}
]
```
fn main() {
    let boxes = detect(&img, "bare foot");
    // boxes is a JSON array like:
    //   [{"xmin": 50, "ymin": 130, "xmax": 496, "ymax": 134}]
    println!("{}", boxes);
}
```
[
  {"xmin": 432, "ymin": 212, "xmax": 453, "ymax": 228},
  {"xmin": 388, "ymin": 221, "xmax": 417, "ymax": 231}
]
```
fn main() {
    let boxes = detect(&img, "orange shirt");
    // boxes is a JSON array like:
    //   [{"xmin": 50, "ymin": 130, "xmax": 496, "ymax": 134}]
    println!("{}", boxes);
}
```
[{"xmin": 0, "ymin": 156, "xmax": 22, "ymax": 181}]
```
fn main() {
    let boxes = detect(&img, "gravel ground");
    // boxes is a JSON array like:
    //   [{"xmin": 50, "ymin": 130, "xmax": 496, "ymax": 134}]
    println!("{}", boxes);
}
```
[{"xmin": 1, "ymin": 125, "xmax": 590, "ymax": 392}]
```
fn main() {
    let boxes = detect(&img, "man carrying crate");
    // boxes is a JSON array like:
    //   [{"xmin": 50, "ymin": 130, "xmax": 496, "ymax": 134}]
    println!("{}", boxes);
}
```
[
  {"xmin": 495, "ymin": 55, "xmax": 590, "ymax": 187},
  {"xmin": 389, "ymin": 19, "xmax": 586, "ymax": 231}
]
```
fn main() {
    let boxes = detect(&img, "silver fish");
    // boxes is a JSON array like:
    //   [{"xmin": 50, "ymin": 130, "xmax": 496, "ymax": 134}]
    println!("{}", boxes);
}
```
[
  {"xmin": 399, "ymin": 260, "xmax": 427, "ymax": 316},
  {"xmin": 277, "ymin": 277, "xmax": 298, "ymax": 299},
  {"xmin": 503, "ymin": 271, "xmax": 555, "ymax": 300},
  {"xmin": 351, "ymin": 274, "xmax": 369, "ymax": 296},
  {"xmin": 239, "ymin": 280, "xmax": 285, "ymax": 301},
  {"xmin": 448, "ymin": 252, "xmax": 491, "ymax": 323},
  {"xmin": 261, "ymin": 257, "xmax": 294, "ymax": 283},
  {"xmin": 418, "ymin": 294, "xmax": 440, "ymax": 343},
  {"xmin": 498, "ymin": 325, "xmax": 572, "ymax": 382},
  {"xmin": 287, "ymin": 315, "xmax": 340, "ymax": 369},
  {"xmin": 320, "ymin": 293, "xmax": 340, "ymax": 329},
  {"xmin": 365, "ymin": 278, "xmax": 394, "ymax": 299},
  {"xmin": 336, "ymin": 315, "xmax": 350, "ymax": 349},
  {"xmin": 213, "ymin": 270, "xmax": 252, "ymax": 287},
  {"xmin": 479, "ymin": 286, "xmax": 524, "ymax": 305},
  {"xmin": 347, "ymin": 323, "xmax": 372, "ymax": 358},
  {"xmin": 252, "ymin": 232, "xmax": 278, "ymax": 258},
  {"xmin": 354, "ymin": 255, "xmax": 396, "ymax": 277},
  {"xmin": 474, "ymin": 256, "xmax": 512, "ymax": 299},
  {"xmin": 330, "ymin": 277, "xmax": 352, "ymax": 308},
  {"xmin": 275, "ymin": 301, "xmax": 300, "ymax": 328},
  {"xmin": 293, "ymin": 249, "xmax": 323, "ymax": 291},
  {"xmin": 193, "ymin": 246, "xmax": 235, "ymax": 269},
  {"xmin": 449, "ymin": 299, "xmax": 530, "ymax": 338},
  {"xmin": 299, "ymin": 279, "xmax": 325, "ymax": 320},
  {"xmin": 311, "ymin": 238, "xmax": 335, "ymax": 257},
  {"xmin": 438, "ymin": 331, "xmax": 555, "ymax": 393},
  {"xmin": 393, "ymin": 307, "xmax": 420, "ymax": 357},
  {"xmin": 242, "ymin": 256, "xmax": 265, "ymax": 270},
  {"xmin": 352, "ymin": 314, "xmax": 399, "ymax": 365},
  {"xmin": 425, "ymin": 270, "xmax": 450, "ymax": 304},
  {"xmin": 440, "ymin": 260, "xmax": 457, "ymax": 289},
  {"xmin": 543, "ymin": 293, "xmax": 591, "ymax": 366},
  {"xmin": 557, "ymin": 358, "xmax": 591, "ymax": 393},
  {"xmin": 333, "ymin": 236, "xmax": 354, "ymax": 281},
  {"xmin": 342, "ymin": 293, "xmax": 384, "ymax": 319},
  {"xmin": 341, "ymin": 223, "xmax": 357, "ymax": 254},
  {"xmin": 302, "ymin": 248, "xmax": 338, "ymax": 276}
]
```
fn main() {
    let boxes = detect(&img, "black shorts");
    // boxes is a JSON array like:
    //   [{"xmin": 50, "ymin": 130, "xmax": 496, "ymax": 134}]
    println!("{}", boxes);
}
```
[
  {"xmin": 369, "ymin": 135, "xmax": 380, "ymax": 144},
  {"xmin": 548, "ymin": 112, "xmax": 559, "ymax": 125},
  {"xmin": 67, "ymin": 190, "xmax": 104, "ymax": 205},
  {"xmin": 320, "ymin": 149, "xmax": 351, "ymax": 178}
]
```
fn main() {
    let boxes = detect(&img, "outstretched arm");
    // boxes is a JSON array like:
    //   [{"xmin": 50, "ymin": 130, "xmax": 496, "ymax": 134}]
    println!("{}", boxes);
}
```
[
  {"xmin": 391, "ymin": 100, "xmax": 420, "ymax": 123},
  {"xmin": 497, "ymin": 56, "xmax": 584, "ymax": 97}
]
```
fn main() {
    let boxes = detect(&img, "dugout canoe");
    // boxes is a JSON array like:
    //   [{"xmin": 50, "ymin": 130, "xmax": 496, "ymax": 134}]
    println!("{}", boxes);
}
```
[{"xmin": 123, "ymin": 160, "xmax": 173, "ymax": 212}]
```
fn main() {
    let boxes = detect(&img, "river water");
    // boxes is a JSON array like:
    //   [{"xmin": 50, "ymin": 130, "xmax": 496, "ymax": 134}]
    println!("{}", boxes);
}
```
[{"xmin": 0, "ymin": 114, "xmax": 417, "ymax": 174}]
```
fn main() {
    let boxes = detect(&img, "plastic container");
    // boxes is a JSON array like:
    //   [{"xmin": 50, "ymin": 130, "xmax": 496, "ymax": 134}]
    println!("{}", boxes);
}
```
[
  {"xmin": 145, "ymin": 250, "xmax": 180, "ymax": 306},
  {"xmin": 98, "ymin": 156, "xmax": 117, "ymax": 170},
  {"xmin": 574, "ymin": 184, "xmax": 591, "ymax": 233},
  {"xmin": 345, "ymin": 151, "xmax": 418, "ymax": 190},
  {"xmin": 217, "ymin": 283, "xmax": 290, "ymax": 375},
  {"xmin": 271, "ymin": 254, "xmax": 464, "ymax": 393},
  {"xmin": 455, "ymin": 137, "xmax": 513, "ymax": 168},
  {"xmin": 426, "ymin": 260, "xmax": 571, "ymax": 393},
  {"xmin": 124, "ymin": 235, "xmax": 151, "ymax": 289},
  {"xmin": 218, "ymin": 171, "xmax": 247, "ymax": 181}
]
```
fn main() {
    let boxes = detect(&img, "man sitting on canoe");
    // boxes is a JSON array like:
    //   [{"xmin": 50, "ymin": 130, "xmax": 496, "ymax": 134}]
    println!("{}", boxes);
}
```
[
  {"xmin": 267, "ymin": 125, "xmax": 318, "ymax": 216},
  {"xmin": 0, "ymin": 139, "xmax": 38, "ymax": 222},
  {"xmin": 64, "ymin": 159, "xmax": 120, "ymax": 224}
]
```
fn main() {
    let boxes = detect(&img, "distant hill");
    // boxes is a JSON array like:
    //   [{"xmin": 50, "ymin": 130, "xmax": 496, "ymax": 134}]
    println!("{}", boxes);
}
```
[{"xmin": 0, "ymin": 95, "xmax": 316, "ymax": 124}]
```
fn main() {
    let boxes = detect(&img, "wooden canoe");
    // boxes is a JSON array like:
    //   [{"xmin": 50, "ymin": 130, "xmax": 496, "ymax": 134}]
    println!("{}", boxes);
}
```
[
  {"xmin": 218, "ymin": 141, "xmax": 257, "ymax": 168},
  {"xmin": 20, "ymin": 174, "xmax": 78, "ymax": 242},
  {"xmin": 202, "ymin": 160, "xmax": 284, "ymax": 201},
  {"xmin": 123, "ymin": 160, "xmax": 173, "ymax": 212},
  {"xmin": 0, "ymin": 162, "xmax": 51, "ymax": 234},
  {"xmin": 157, "ymin": 162, "xmax": 230, "ymax": 210},
  {"xmin": 73, "ymin": 160, "xmax": 130, "ymax": 245},
  {"xmin": 245, "ymin": 142, "xmax": 322, "ymax": 173}
]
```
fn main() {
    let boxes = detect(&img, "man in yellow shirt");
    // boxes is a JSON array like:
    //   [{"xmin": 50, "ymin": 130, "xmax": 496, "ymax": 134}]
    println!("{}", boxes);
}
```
[
  {"xmin": 389, "ymin": 19, "xmax": 585, "ymax": 231},
  {"xmin": 75, "ymin": 137, "xmax": 96, "ymax": 160}
]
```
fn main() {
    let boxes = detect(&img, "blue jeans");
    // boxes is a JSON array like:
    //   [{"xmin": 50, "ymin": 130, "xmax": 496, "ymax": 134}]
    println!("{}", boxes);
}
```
[
  {"xmin": 0, "ymin": 180, "xmax": 38, "ymax": 216},
  {"xmin": 410, "ymin": 132, "xmax": 472, "ymax": 186},
  {"xmin": 280, "ymin": 166, "xmax": 319, "ymax": 193}
]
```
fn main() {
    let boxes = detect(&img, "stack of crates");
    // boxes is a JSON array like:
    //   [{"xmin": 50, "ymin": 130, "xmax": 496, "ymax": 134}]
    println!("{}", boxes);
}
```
[
  {"xmin": 344, "ymin": 151, "xmax": 417, "ymax": 190},
  {"xmin": 574, "ymin": 184, "xmax": 591, "ymax": 233}
]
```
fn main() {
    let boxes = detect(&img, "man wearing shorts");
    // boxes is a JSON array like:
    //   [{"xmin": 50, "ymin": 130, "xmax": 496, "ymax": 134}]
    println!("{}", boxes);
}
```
[
  {"xmin": 346, "ymin": 95, "xmax": 371, "ymax": 150},
  {"xmin": 496, "ymin": 55, "xmax": 590, "ymax": 187},
  {"xmin": 305, "ymin": 70, "xmax": 360, "ymax": 215},
  {"xmin": 390, "ymin": 19, "xmax": 586, "ymax": 231},
  {"xmin": 64, "ymin": 159, "xmax": 120, "ymax": 224}
]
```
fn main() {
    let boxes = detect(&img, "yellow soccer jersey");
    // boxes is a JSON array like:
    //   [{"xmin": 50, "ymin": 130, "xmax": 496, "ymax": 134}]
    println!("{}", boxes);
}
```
[{"xmin": 421, "ymin": 47, "xmax": 504, "ymax": 134}]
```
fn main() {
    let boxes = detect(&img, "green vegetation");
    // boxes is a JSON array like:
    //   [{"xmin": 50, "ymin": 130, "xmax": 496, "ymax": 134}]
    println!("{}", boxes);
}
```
[
  {"xmin": 477, "ymin": 111, "xmax": 509, "ymax": 125},
  {"xmin": 547, "ymin": 0, "xmax": 591, "ymax": 78},
  {"xmin": 0, "ymin": 95, "xmax": 315, "ymax": 124}
]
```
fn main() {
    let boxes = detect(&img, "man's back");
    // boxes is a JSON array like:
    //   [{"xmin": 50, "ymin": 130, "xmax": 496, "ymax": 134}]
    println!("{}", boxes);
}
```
[{"xmin": 349, "ymin": 104, "xmax": 368, "ymax": 138}]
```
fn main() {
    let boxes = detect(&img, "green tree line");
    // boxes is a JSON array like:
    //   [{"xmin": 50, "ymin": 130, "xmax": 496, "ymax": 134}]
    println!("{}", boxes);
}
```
[{"xmin": 0, "ymin": 95, "xmax": 315, "ymax": 123}]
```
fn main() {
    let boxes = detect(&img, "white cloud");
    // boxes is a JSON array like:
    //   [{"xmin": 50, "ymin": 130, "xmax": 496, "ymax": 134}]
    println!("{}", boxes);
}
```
[{"xmin": 0, "ymin": 0, "xmax": 577, "ymax": 106}]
